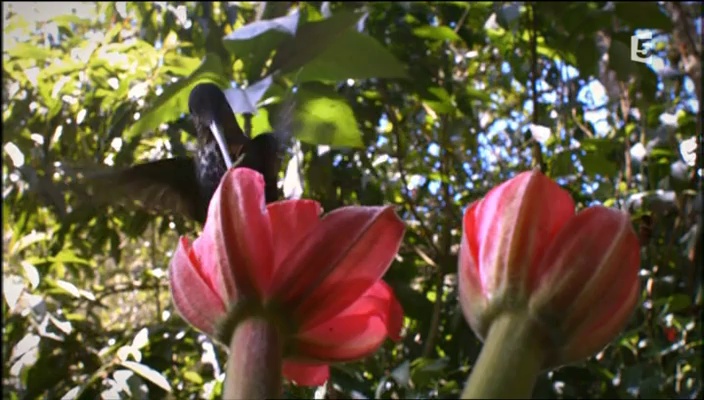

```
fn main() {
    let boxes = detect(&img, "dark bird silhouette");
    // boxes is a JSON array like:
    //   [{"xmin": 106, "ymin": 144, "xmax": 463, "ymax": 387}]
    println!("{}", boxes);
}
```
[{"xmin": 76, "ymin": 83, "xmax": 282, "ymax": 224}]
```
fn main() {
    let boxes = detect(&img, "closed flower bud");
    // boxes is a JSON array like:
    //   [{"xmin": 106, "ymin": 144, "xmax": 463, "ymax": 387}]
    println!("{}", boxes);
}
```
[{"xmin": 459, "ymin": 170, "xmax": 641, "ymax": 369}]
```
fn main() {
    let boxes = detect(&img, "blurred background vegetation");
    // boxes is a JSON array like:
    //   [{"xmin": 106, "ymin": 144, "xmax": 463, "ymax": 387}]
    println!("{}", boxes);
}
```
[{"xmin": 2, "ymin": 1, "xmax": 701, "ymax": 399}]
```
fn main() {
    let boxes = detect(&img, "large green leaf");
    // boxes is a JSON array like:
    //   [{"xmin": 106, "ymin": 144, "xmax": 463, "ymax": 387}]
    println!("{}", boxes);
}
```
[
  {"xmin": 614, "ymin": 3, "xmax": 673, "ymax": 30},
  {"xmin": 125, "ymin": 53, "xmax": 228, "ymax": 139},
  {"xmin": 608, "ymin": 38, "xmax": 638, "ymax": 82},
  {"xmin": 575, "ymin": 36, "xmax": 600, "ymax": 78},
  {"xmin": 223, "ymin": 11, "xmax": 300, "ymax": 81},
  {"xmin": 291, "ymin": 83, "xmax": 363, "ymax": 148},
  {"xmin": 236, "ymin": 108, "xmax": 273, "ymax": 138},
  {"xmin": 635, "ymin": 62, "xmax": 659, "ymax": 105},
  {"xmin": 549, "ymin": 150, "xmax": 577, "ymax": 178},
  {"xmin": 581, "ymin": 152, "xmax": 620, "ymax": 177},
  {"xmin": 270, "ymin": 9, "xmax": 366, "ymax": 75},
  {"xmin": 292, "ymin": 30, "xmax": 409, "ymax": 82}
]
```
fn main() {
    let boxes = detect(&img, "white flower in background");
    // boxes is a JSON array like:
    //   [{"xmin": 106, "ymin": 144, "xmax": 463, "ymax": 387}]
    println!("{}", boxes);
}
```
[
  {"xmin": 630, "ymin": 143, "xmax": 647, "ymax": 162},
  {"xmin": 530, "ymin": 124, "xmax": 551, "ymax": 144},
  {"xmin": 679, "ymin": 137, "xmax": 697, "ymax": 167},
  {"xmin": 659, "ymin": 112, "xmax": 678, "ymax": 127}
]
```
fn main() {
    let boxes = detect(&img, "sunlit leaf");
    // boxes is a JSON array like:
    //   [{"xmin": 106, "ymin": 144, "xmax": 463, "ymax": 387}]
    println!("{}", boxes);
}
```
[
  {"xmin": 132, "ymin": 328, "xmax": 150, "ymax": 349},
  {"xmin": 21, "ymin": 261, "xmax": 40, "ymax": 289},
  {"xmin": 122, "ymin": 361, "xmax": 172, "ymax": 392},
  {"xmin": 11, "ymin": 231, "xmax": 49, "ymax": 254},
  {"xmin": 292, "ymin": 83, "xmax": 363, "ymax": 148},
  {"xmin": 223, "ymin": 75, "xmax": 273, "ymax": 114},
  {"xmin": 293, "ymin": 30, "xmax": 409, "ymax": 82},
  {"xmin": 412, "ymin": 25, "xmax": 462, "ymax": 42},
  {"xmin": 3, "ymin": 275, "xmax": 25, "ymax": 309},
  {"xmin": 55, "ymin": 280, "xmax": 80, "ymax": 298},
  {"xmin": 223, "ymin": 11, "xmax": 300, "ymax": 81},
  {"xmin": 183, "ymin": 371, "xmax": 203, "ymax": 384},
  {"xmin": 4, "ymin": 43, "xmax": 56, "ymax": 60},
  {"xmin": 271, "ymin": 9, "xmax": 366, "ymax": 74}
]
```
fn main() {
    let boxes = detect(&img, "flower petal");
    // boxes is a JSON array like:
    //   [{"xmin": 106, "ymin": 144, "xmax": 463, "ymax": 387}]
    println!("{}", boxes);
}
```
[
  {"xmin": 191, "ymin": 224, "xmax": 231, "ymax": 303},
  {"xmin": 282, "ymin": 362, "xmax": 329, "ymax": 386},
  {"xmin": 207, "ymin": 168, "xmax": 275, "ymax": 301},
  {"xmin": 169, "ymin": 237, "xmax": 226, "ymax": 335},
  {"xmin": 470, "ymin": 171, "xmax": 575, "ymax": 299},
  {"xmin": 272, "ymin": 206, "xmax": 405, "ymax": 329},
  {"xmin": 458, "ymin": 214, "xmax": 491, "ymax": 339},
  {"xmin": 529, "ymin": 206, "xmax": 641, "ymax": 365},
  {"xmin": 293, "ymin": 281, "xmax": 403, "ymax": 361},
  {"xmin": 265, "ymin": 199, "xmax": 323, "ymax": 292}
]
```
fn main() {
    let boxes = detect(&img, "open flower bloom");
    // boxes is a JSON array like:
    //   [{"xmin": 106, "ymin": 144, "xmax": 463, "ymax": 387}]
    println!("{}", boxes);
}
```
[
  {"xmin": 170, "ymin": 168, "xmax": 405, "ymax": 386},
  {"xmin": 459, "ymin": 170, "xmax": 641, "ymax": 368}
]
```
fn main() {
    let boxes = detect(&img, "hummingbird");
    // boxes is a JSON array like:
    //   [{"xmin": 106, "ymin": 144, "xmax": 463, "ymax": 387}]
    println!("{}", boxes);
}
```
[{"xmin": 75, "ymin": 83, "xmax": 282, "ymax": 224}]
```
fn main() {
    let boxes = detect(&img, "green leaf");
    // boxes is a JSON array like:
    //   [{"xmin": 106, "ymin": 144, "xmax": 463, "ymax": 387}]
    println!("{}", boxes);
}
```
[
  {"xmin": 412, "ymin": 25, "xmax": 462, "ymax": 42},
  {"xmin": 465, "ymin": 86, "xmax": 493, "ymax": 103},
  {"xmin": 5, "ymin": 43, "xmax": 56, "ymax": 61},
  {"xmin": 55, "ymin": 280, "xmax": 80, "ymax": 298},
  {"xmin": 292, "ymin": 83, "xmax": 363, "ymax": 148},
  {"xmin": 410, "ymin": 357, "xmax": 449, "ymax": 388},
  {"xmin": 223, "ymin": 12, "xmax": 300, "ymax": 81},
  {"xmin": 636, "ymin": 63, "xmax": 658, "ymax": 105},
  {"xmin": 581, "ymin": 152, "xmax": 620, "ymax": 177},
  {"xmin": 125, "ymin": 53, "xmax": 228, "ymax": 139},
  {"xmin": 293, "ymin": 30, "xmax": 408, "ymax": 82},
  {"xmin": 575, "ymin": 36, "xmax": 599, "ymax": 77},
  {"xmin": 183, "ymin": 371, "xmax": 203, "ymax": 384},
  {"xmin": 236, "ymin": 108, "xmax": 273, "ymax": 138},
  {"xmin": 666, "ymin": 294, "xmax": 691, "ymax": 313},
  {"xmin": 52, "ymin": 14, "xmax": 92, "ymax": 29},
  {"xmin": 608, "ymin": 39, "xmax": 637, "ymax": 82},
  {"xmin": 10, "ymin": 231, "xmax": 49, "ymax": 254},
  {"xmin": 161, "ymin": 54, "xmax": 202, "ymax": 77},
  {"xmin": 271, "ymin": 10, "xmax": 366, "ymax": 75},
  {"xmin": 614, "ymin": 3, "xmax": 673, "ymax": 30},
  {"xmin": 422, "ymin": 86, "xmax": 454, "ymax": 114},
  {"xmin": 121, "ymin": 361, "xmax": 172, "ymax": 393},
  {"xmin": 549, "ymin": 150, "xmax": 577, "ymax": 178},
  {"xmin": 51, "ymin": 250, "xmax": 92, "ymax": 266}
]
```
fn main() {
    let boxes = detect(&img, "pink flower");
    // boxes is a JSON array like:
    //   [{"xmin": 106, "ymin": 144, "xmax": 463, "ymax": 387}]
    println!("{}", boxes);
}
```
[
  {"xmin": 459, "ymin": 170, "xmax": 641, "ymax": 367},
  {"xmin": 170, "ymin": 168, "xmax": 405, "ymax": 386}
]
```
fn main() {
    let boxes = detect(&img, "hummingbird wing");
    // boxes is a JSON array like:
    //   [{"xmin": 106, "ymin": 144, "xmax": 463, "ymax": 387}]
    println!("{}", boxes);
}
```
[
  {"xmin": 76, "ymin": 157, "xmax": 207, "ymax": 223},
  {"xmin": 60, "ymin": 84, "xmax": 256, "ymax": 227}
]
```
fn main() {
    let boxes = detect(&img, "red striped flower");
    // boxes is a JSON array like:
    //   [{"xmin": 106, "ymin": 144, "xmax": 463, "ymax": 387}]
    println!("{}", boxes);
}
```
[{"xmin": 170, "ymin": 168, "xmax": 405, "ymax": 389}]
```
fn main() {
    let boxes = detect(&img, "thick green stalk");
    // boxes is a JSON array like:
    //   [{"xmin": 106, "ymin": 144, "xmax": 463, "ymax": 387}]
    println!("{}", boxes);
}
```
[
  {"xmin": 223, "ymin": 318, "xmax": 283, "ymax": 399},
  {"xmin": 462, "ymin": 312, "xmax": 546, "ymax": 399}
]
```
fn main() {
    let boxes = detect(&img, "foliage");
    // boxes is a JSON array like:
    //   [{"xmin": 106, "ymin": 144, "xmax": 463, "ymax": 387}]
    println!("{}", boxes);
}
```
[{"xmin": 2, "ymin": 1, "xmax": 701, "ymax": 399}]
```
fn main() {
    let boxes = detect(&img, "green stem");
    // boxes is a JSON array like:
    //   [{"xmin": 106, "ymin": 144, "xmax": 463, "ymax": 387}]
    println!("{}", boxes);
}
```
[
  {"xmin": 223, "ymin": 318, "xmax": 283, "ymax": 399},
  {"xmin": 462, "ymin": 313, "xmax": 546, "ymax": 399}
]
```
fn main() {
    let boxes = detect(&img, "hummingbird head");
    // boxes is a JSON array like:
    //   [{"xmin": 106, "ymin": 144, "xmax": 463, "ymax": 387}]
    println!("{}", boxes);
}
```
[{"xmin": 188, "ymin": 83, "xmax": 249, "ymax": 156}]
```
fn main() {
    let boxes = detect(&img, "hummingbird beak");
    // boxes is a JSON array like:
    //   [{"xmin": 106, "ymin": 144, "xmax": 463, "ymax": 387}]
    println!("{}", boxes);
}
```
[{"xmin": 209, "ymin": 121, "xmax": 235, "ymax": 169}]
